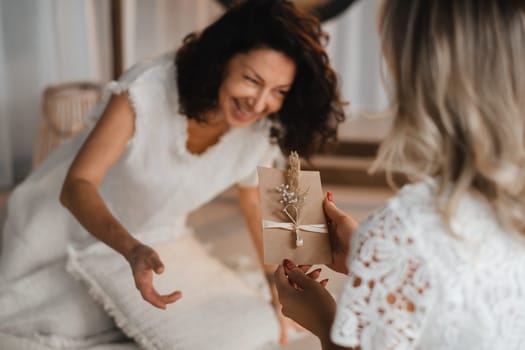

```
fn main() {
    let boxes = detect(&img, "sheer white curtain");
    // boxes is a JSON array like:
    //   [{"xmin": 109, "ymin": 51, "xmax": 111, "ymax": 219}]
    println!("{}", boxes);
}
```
[
  {"xmin": 0, "ymin": 0, "xmax": 112, "ymax": 186},
  {"xmin": 121, "ymin": 0, "xmax": 224, "ymax": 70},
  {"xmin": 121, "ymin": 0, "xmax": 389, "ymax": 143},
  {"xmin": 324, "ymin": 0, "xmax": 390, "ymax": 141},
  {"xmin": 0, "ymin": 2, "xmax": 11, "ymax": 188}
]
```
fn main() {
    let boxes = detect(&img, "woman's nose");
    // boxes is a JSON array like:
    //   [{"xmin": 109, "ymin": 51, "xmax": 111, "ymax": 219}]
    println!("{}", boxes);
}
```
[{"xmin": 249, "ymin": 91, "xmax": 270, "ymax": 114}]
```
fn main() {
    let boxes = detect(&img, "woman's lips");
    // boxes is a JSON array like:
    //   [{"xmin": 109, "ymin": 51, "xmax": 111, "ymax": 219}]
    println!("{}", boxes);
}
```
[{"xmin": 233, "ymin": 99, "xmax": 257, "ymax": 121}]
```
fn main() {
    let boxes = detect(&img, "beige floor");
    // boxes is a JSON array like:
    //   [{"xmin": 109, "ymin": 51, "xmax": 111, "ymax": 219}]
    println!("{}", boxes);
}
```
[{"xmin": 0, "ymin": 185, "xmax": 392, "ymax": 349}]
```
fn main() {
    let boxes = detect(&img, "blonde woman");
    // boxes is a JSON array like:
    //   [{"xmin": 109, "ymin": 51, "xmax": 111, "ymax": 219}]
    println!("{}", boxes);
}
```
[{"xmin": 275, "ymin": 0, "xmax": 525, "ymax": 349}]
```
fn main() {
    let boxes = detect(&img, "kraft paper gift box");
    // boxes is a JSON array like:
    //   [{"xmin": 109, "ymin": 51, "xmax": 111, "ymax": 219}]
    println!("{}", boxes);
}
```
[{"xmin": 257, "ymin": 166, "xmax": 332, "ymax": 265}]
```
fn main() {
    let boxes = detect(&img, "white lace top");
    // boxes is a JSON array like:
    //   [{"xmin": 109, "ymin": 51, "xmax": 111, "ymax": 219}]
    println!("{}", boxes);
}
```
[{"xmin": 331, "ymin": 180, "xmax": 525, "ymax": 350}]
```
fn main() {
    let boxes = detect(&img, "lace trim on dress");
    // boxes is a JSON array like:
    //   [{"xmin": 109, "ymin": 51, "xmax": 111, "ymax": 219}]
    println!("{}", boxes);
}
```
[{"xmin": 331, "ymin": 203, "xmax": 434, "ymax": 350}]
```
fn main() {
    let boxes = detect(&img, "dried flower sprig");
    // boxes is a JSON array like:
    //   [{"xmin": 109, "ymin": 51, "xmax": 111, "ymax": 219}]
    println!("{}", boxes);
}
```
[
  {"xmin": 277, "ymin": 152, "xmax": 309, "ymax": 210},
  {"xmin": 275, "ymin": 151, "xmax": 309, "ymax": 247}
]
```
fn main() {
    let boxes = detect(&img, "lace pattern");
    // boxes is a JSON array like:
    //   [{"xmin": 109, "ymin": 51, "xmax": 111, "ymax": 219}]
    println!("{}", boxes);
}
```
[
  {"xmin": 330, "ymin": 181, "xmax": 525, "ymax": 350},
  {"xmin": 331, "ymin": 203, "xmax": 433, "ymax": 349}
]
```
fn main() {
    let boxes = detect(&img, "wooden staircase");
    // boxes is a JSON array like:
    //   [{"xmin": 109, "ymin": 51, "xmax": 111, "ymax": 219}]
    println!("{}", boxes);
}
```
[{"xmin": 303, "ymin": 141, "xmax": 406, "ymax": 187}]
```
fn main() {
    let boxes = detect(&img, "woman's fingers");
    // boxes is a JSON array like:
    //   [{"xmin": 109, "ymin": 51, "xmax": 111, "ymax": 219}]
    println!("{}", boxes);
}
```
[
  {"xmin": 139, "ymin": 283, "xmax": 167, "ymax": 309},
  {"xmin": 139, "ymin": 279, "xmax": 182, "ymax": 309},
  {"xmin": 323, "ymin": 196, "xmax": 347, "ymax": 223},
  {"xmin": 298, "ymin": 264, "xmax": 312, "ymax": 273},
  {"xmin": 307, "ymin": 268, "xmax": 322, "ymax": 280},
  {"xmin": 283, "ymin": 260, "xmax": 318, "ymax": 289},
  {"xmin": 148, "ymin": 251, "xmax": 165, "ymax": 274},
  {"xmin": 161, "ymin": 290, "xmax": 183, "ymax": 304},
  {"xmin": 133, "ymin": 255, "xmax": 181, "ymax": 308},
  {"xmin": 282, "ymin": 260, "xmax": 330, "ymax": 290},
  {"xmin": 274, "ymin": 265, "xmax": 295, "ymax": 294}
]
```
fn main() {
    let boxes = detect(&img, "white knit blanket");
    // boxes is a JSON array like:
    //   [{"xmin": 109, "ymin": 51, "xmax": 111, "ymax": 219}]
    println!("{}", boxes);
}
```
[
  {"xmin": 0, "ymin": 332, "xmax": 139, "ymax": 350},
  {"xmin": 66, "ymin": 233, "xmax": 280, "ymax": 350}
]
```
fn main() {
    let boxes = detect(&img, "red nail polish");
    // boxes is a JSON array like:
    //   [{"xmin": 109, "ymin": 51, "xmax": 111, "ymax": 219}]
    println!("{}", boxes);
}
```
[
  {"xmin": 327, "ymin": 191, "xmax": 334, "ymax": 202},
  {"xmin": 283, "ymin": 259, "xmax": 295, "ymax": 270}
]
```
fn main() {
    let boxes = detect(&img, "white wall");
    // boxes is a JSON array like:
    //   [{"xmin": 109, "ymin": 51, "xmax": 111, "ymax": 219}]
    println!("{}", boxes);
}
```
[
  {"xmin": 324, "ymin": 0, "xmax": 390, "ymax": 141},
  {"xmin": 0, "ymin": 1, "xmax": 12, "ymax": 188},
  {"xmin": 0, "ymin": 0, "xmax": 111, "ymax": 183},
  {"xmin": 122, "ymin": 0, "xmax": 224, "ymax": 69}
]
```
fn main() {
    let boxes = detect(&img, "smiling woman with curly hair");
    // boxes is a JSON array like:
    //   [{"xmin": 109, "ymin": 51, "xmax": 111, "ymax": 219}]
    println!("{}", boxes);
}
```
[
  {"xmin": 0, "ymin": 0, "xmax": 346, "ymax": 348},
  {"xmin": 176, "ymin": 0, "xmax": 345, "ymax": 158}
]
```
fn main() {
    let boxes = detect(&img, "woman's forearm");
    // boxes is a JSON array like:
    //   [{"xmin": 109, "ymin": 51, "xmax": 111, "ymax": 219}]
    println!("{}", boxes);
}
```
[
  {"xmin": 237, "ymin": 187, "xmax": 279, "ymax": 290},
  {"xmin": 60, "ymin": 178, "xmax": 140, "ymax": 259},
  {"xmin": 237, "ymin": 186, "xmax": 265, "ymax": 262}
]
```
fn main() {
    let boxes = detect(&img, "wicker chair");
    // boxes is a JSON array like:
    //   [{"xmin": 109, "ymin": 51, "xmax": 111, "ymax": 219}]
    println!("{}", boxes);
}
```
[{"xmin": 32, "ymin": 82, "xmax": 102, "ymax": 169}]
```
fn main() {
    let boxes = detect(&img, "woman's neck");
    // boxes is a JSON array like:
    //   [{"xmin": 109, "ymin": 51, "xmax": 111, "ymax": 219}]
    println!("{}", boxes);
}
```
[{"xmin": 185, "ymin": 114, "xmax": 230, "ymax": 155}]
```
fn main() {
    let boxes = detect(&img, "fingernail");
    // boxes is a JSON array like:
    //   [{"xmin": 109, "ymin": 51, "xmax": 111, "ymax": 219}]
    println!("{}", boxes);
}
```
[
  {"xmin": 283, "ymin": 259, "xmax": 296, "ymax": 270},
  {"xmin": 313, "ymin": 268, "xmax": 322, "ymax": 274},
  {"xmin": 327, "ymin": 191, "xmax": 334, "ymax": 203}
]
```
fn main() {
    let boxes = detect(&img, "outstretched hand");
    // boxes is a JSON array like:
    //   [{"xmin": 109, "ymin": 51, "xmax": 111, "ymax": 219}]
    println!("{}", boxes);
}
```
[
  {"xmin": 126, "ymin": 243, "xmax": 182, "ymax": 309},
  {"xmin": 324, "ymin": 193, "xmax": 358, "ymax": 275},
  {"xmin": 274, "ymin": 260, "xmax": 336, "ymax": 340}
]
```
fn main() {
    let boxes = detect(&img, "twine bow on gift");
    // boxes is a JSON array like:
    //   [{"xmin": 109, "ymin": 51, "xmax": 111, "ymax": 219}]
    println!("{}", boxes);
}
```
[{"xmin": 262, "ymin": 205, "xmax": 328, "ymax": 247}]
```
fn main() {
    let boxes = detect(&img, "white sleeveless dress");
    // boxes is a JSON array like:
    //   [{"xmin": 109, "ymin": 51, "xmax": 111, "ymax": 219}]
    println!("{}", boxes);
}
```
[{"xmin": 0, "ymin": 53, "xmax": 280, "ymax": 349}]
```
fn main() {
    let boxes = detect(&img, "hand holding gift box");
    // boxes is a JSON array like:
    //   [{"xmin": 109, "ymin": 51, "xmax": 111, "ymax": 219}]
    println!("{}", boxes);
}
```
[{"xmin": 257, "ymin": 152, "xmax": 332, "ymax": 265}]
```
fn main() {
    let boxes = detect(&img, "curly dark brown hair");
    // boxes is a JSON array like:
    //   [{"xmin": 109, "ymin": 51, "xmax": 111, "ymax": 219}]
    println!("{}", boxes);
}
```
[{"xmin": 175, "ymin": 0, "xmax": 346, "ymax": 158}]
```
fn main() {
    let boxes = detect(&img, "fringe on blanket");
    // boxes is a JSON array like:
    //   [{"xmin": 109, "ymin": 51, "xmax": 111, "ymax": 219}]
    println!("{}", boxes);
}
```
[{"xmin": 67, "ymin": 246, "xmax": 162, "ymax": 350}]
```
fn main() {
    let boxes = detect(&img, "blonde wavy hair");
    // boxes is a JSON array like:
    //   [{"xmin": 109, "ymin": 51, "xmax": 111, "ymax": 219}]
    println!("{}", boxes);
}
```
[{"xmin": 374, "ymin": 0, "xmax": 525, "ymax": 235}]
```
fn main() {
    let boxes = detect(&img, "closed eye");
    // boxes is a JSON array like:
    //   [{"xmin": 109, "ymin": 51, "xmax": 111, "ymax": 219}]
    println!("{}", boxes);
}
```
[
  {"xmin": 273, "ymin": 88, "xmax": 289, "ymax": 98},
  {"xmin": 243, "ymin": 75, "xmax": 259, "ymax": 85}
]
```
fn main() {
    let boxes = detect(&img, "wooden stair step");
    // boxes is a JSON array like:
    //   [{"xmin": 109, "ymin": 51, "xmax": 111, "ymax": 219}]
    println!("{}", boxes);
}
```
[{"xmin": 302, "ymin": 155, "xmax": 405, "ymax": 187}]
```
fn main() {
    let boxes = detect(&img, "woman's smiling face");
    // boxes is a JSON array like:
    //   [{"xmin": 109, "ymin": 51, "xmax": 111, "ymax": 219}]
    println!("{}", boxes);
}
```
[{"xmin": 216, "ymin": 48, "xmax": 296, "ymax": 128}]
